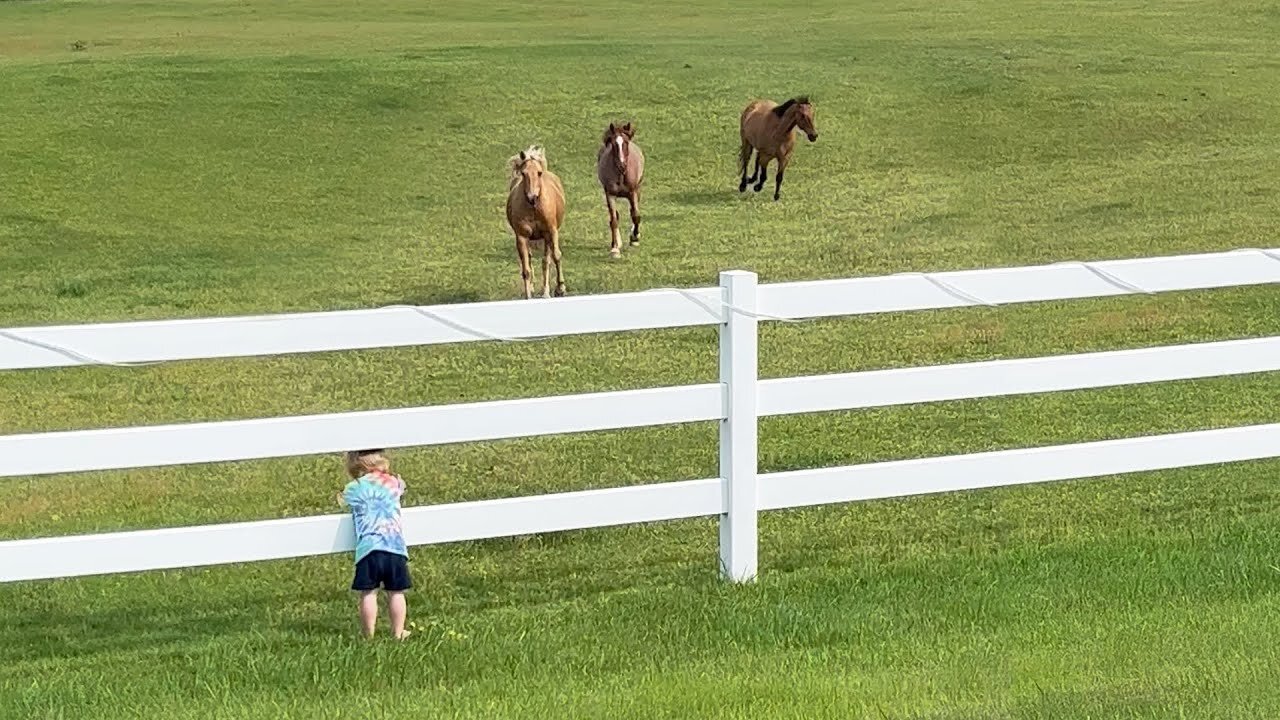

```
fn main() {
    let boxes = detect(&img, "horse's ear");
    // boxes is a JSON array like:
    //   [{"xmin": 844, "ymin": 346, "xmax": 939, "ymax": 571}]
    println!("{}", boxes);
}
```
[
  {"xmin": 519, "ymin": 150, "xmax": 527, "ymax": 161},
  {"xmin": 622, "ymin": 122, "xmax": 635, "ymax": 136}
]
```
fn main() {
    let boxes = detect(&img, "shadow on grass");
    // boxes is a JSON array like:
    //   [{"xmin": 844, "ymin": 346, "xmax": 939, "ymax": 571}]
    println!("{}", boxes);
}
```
[
  {"xmin": 395, "ymin": 286, "xmax": 490, "ymax": 305},
  {"xmin": 667, "ymin": 188, "xmax": 739, "ymax": 207},
  {"xmin": 0, "ymin": 582, "xmax": 346, "ymax": 663}
]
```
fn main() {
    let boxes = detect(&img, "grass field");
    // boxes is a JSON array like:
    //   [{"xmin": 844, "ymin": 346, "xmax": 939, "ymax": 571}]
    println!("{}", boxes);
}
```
[{"xmin": 3, "ymin": 0, "xmax": 1280, "ymax": 717}]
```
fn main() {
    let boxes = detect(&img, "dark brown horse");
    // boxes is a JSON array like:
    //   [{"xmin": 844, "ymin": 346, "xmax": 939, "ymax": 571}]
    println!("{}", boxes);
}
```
[
  {"xmin": 738, "ymin": 96, "xmax": 818, "ymax": 201},
  {"xmin": 596, "ymin": 122, "xmax": 645, "ymax": 258},
  {"xmin": 505, "ymin": 145, "xmax": 566, "ymax": 299}
]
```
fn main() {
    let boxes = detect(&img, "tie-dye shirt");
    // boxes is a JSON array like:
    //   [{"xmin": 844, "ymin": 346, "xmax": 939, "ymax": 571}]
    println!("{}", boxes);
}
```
[{"xmin": 342, "ymin": 470, "xmax": 408, "ymax": 563}]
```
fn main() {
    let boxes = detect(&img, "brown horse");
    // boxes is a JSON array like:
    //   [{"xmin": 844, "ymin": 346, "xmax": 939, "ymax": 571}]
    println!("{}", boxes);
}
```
[
  {"xmin": 505, "ymin": 145, "xmax": 566, "ymax": 299},
  {"xmin": 738, "ymin": 96, "xmax": 818, "ymax": 201},
  {"xmin": 596, "ymin": 121, "xmax": 645, "ymax": 258}
]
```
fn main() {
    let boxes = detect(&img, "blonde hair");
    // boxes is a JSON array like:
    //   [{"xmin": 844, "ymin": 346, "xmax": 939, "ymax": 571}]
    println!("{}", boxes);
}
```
[
  {"xmin": 344, "ymin": 449, "xmax": 390, "ymax": 479},
  {"xmin": 507, "ymin": 144, "xmax": 547, "ymax": 186}
]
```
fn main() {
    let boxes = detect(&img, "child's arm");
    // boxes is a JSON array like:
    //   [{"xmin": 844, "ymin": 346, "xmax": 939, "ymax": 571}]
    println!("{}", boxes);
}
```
[{"xmin": 337, "ymin": 480, "xmax": 356, "ymax": 508}]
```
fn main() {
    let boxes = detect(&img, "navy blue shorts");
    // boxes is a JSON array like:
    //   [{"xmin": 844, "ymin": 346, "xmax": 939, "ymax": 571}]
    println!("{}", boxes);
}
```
[{"xmin": 351, "ymin": 550, "xmax": 412, "ymax": 592}]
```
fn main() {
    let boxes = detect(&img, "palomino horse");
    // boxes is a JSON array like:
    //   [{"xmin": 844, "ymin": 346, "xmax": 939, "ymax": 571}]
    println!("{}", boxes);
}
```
[
  {"xmin": 505, "ymin": 145, "xmax": 566, "ymax": 298},
  {"xmin": 738, "ymin": 96, "xmax": 818, "ymax": 201},
  {"xmin": 596, "ymin": 121, "xmax": 645, "ymax": 258}
]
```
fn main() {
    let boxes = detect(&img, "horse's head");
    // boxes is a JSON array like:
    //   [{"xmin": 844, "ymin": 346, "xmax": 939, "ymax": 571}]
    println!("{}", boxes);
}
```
[
  {"xmin": 513, "ymin": 146, "xmax": 548, "ymax": 206},
  {"xmin": 603, "ymin": 122, "xmax": 636, "ymax": 169},
  {"xmin": 792, "ymin": 99, "xmax": 818, "ymax": 142}
]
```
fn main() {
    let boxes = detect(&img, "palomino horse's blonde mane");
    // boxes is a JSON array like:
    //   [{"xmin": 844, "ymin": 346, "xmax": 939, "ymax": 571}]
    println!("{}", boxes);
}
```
[{"xmin": 508, "ymin": 145, "xmax": 548, "ymax": 187}]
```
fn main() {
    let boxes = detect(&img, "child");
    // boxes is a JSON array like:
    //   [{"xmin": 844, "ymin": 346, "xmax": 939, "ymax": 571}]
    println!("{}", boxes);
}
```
[{"xmin": 337, "ymin": 449, "xmax": 412, "ymax": 639}]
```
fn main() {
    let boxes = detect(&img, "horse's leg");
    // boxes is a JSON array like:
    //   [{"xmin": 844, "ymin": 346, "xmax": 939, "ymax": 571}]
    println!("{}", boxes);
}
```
[
  {"xmin": 605, "ymin": 193, "xmax": 621, "ymax": 258},
  {"xmin": 516, "ymin": 235, "xmax": 533, "ymax": 300},
  {"xmin": 738, "ymin": 141, "xmax": 754, "ymax": 192},
  {"xmin": 540, "ymin": 239, "xmax": 552, "ymax": 299},
  {"xmin": 774, "ymin": 153, "xmax": 791, "ymax": 201},
  {"xmin": 551, "ymin": 229, "xmax": 566, "ymax": 297},
  {"xmin": 627, "ymin": 189, "xmax": 641, "ymax": 247},
  {"xmin": 753, "ymin": 154, "xmax": 769, "ymax": 193}
]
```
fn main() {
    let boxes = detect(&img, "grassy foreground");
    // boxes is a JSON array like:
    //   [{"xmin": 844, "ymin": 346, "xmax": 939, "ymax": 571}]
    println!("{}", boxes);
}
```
[{"xmin": 2, "ymin": 0, "xmax": 1280, "ymax": 717}]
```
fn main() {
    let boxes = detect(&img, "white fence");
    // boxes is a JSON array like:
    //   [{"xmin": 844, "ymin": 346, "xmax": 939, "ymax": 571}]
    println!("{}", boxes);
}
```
[{"xmin": 1, "ymin": 248, "xmax": 1278, "ymax": 583}]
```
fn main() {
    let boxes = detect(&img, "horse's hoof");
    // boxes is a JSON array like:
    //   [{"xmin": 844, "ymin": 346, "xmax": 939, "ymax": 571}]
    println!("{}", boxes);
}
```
[
  {"xmin": 629, "ymin": 239, "xmax": 640, "ymax": 247},
  {"xmin": 738, "ymin": 182, "xmax": 748, "ymax": 193},
  {"xmin": 609, "ymin": 248, "xmax": 621, "ymax": 259},
  {"xmin": 554, "ymin": 286, "xmax": 567, "ymax": 297},
  {"xmin": 753, "ymin": 185, "xmax": 764, "ymax": 193}
]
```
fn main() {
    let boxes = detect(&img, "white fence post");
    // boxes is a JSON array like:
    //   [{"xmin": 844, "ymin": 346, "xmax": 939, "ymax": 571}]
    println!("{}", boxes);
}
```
[{"xmin": 717, "ymin": 270, "xmax": 759, "ymax": 582}]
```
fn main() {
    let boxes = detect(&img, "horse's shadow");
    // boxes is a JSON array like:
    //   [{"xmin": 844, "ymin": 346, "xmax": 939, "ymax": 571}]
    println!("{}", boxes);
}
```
[
  {"xmin": 667, "ymin": 188, "xmax": 735, "ymax": 207},
  {"xmin": 396, "ymin": 286, "xmax": 489, "ymax": 306}
]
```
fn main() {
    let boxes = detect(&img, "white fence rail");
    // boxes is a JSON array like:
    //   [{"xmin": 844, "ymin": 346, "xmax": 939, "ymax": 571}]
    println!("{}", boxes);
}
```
[
  {"xmin": 1, "ymin": 248, "xmax": 1278, "ymax": 583},
  {"xmin": 4, "ymin": 248, "xmax": 1277, "ymax": 370}
]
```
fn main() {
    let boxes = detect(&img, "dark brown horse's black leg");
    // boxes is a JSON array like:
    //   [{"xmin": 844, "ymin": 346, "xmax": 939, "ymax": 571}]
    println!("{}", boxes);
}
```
[
  {"xmin": 753, "ymin": 159, "xmax": 768, "ymax": 193},
  {"xmin": 739, "ymin": 159, "xmax": 758, "ymax": 192},
  {"xmin": 773, "ymin": 169, "xmax": 785, "ymax": 201}
]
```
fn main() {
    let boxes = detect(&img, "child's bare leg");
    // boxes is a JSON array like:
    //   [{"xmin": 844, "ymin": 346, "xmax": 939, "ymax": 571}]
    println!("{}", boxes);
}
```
[
  {"xmin": 359, "ymin": 591, "xmax": 378, "ymax": 638},
  {"xmin": 388, "ymin": 592, "xmax": 409, "ymax": 639}
]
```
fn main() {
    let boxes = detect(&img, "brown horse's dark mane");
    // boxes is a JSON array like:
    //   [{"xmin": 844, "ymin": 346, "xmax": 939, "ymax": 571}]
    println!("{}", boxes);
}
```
[{"xmin": 771, "ymin": 96, "xmax": 810, "ymax": 117}]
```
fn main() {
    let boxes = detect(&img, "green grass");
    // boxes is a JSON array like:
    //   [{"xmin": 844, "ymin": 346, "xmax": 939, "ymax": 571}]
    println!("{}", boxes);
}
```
[{"xmin": 2, "ymin": 0, "xmax": 1280, "ymax": 717}]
